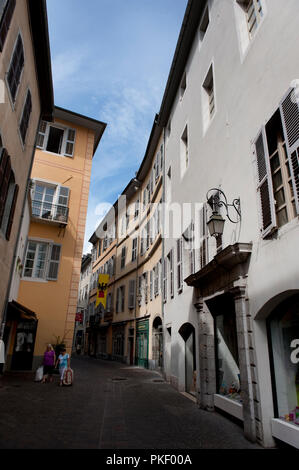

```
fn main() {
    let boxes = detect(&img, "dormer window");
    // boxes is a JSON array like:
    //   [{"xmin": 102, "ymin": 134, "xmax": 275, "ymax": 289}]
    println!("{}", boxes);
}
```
[{"xmin": 36, "ymin": 120, "xmax": 76, "ymax": 157}]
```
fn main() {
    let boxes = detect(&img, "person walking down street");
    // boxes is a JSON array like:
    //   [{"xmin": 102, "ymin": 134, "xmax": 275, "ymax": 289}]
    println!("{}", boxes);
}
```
[
  {"xmin": 42, "ymin": 344, "xmax": 56, "ymax": 383},
  {"xmin": 55, "ymin": 348, "xmax": 70, "ymax": 386}
]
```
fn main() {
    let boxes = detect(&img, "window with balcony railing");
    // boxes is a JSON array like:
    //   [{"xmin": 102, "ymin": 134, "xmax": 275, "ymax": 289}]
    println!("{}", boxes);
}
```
[{"xmin": 31, "ymin": 180, "xmax": 70, "ymax": 224}]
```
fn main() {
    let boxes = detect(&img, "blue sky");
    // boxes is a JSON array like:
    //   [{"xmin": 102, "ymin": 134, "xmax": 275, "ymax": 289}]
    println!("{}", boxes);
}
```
[{"xmin": 46, "ymin": 0, "xmax": 188, "ymax": 253}]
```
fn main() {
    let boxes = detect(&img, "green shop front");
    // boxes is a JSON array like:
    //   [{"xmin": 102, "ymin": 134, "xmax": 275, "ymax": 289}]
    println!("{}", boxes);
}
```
[{"xmin": 136, "ymin": 319, "xmax": 149, "ymax": 368}]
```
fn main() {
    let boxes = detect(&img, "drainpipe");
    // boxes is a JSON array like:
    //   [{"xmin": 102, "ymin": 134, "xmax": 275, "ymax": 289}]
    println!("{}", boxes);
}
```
[
  {"xmin": 0, "ymin": 114, "xmax": 42, "ymax": 343},
  {"xmin": 161, "ymin": 126, "xmax": 166, "ymax": 377},
  {"xmin": 134, "ymin": 196, "xmax": 141, "ymax": 367}
]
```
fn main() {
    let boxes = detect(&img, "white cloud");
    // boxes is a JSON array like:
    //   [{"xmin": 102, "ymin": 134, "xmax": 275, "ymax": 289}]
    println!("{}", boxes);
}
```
[{"xmin": 95, "ymin": 202, "xmax": 113, "ymax": 221}]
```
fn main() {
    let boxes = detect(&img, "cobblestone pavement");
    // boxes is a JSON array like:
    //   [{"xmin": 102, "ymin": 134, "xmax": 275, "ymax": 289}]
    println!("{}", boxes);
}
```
[{"xmin": 0, "ymin": 356, "xmax": 263, "ymax": 449}]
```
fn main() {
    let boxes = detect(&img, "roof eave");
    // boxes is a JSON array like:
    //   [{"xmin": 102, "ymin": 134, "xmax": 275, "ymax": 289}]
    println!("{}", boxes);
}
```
[
  {"xmin": 27, "ymin": 0, "xmax": 54, "ymax": 122},
  {"xmin": 158, "ymin": 0, "xmax": 205, "ymax": 127}
]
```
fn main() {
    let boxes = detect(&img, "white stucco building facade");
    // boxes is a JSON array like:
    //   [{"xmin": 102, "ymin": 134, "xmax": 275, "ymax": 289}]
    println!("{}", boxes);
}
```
[{"xmin": 160, "ymin": 0, "xmax": 299, "ymax": 449}]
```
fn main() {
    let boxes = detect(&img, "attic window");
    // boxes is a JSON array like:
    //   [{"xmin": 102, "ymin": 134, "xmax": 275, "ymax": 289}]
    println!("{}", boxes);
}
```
[
  {"xmin": 37, "ymin": 121, "xmax": 76, "ymax": 157},
  {"xmin": 203, "ymin": 64, "xmax": 215, "ymax": 123},
  {"xmin": 199, "ymin": 4, "xmax": 209, "ymax": 40},
  {"xmin": 180, "ymin": 72, "xmax": 187, "ymax": 99}
]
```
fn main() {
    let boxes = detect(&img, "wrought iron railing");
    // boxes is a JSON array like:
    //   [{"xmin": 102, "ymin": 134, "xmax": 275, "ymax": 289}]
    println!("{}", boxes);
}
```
[{"xmin": 31, "ymin": 200, "xmax": 69, "ymax": 224}]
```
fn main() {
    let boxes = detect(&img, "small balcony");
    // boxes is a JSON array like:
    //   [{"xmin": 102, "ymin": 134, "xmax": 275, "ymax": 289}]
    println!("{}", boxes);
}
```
[{"xmin": 31, "ymin": 200, "xmax": 69, "ymax": 225}]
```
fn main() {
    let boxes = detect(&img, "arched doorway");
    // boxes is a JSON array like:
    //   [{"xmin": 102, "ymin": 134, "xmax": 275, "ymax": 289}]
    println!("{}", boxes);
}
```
[
  {"xmin": 179, "ymin": 323, "xmax": 196, "ymax": 395},
  {"xmin": 267, "ymin": 293, "xmax": 299, "ymax": 424},
  {"xmin": 152, "ymin": 316, "xmax": 163, "ymax": 369}
]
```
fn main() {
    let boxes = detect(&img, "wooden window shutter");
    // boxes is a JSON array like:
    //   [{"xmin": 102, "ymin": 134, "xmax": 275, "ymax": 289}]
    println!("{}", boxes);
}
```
[
  {"xmin": 177, "ymin": 238, "xmax": 183, "ymax": 292},
  {"xmin": 163, "ymin": 257, "xmax": 167, "ymax": 303},
  {"xmin": 58, "ymin": 186, "xmax": 70, "ymax": 207},
  {"xmin": 0, "ymin": 150, "xmax": 11, "ymax": 224},
  {"xmin": 160, "ymin": 144, "xmax": 164, "ymax": 170},
  {"xmin": 0, "ymin": 0, "xmax": 16, "ymax": 52},
  {"xmin": 128, "ymin": 279, "xmax": 136, "ymax": 309},
  {"xmin": 64, "ymin": 128, "xmax": 76, "ymax": 157},
  {"xmin": 7, "ymin": 34, "xmax": 24, "ymax": 102},
  {"xmin": 19, "ymin": 90, "xmax": 32, "ymax": 144},
  {"xmin": 36, "ymin": 120, "xmax": 47, "ymax": 149},
  {"xmin": 121, "ymin": 286, "xmax": 125, "ymax": 312},
  {"xmin": 116, "ymin": 288, "xmax": 120, "ymax": 313},
  {"xmin": 150, "ymin": 270, "xmax": 153, "ymax": 301},
  {"xmin": 169, "ymin": 249, "xmax": 174, "ymax": 298},
  {"xmin": 106, "ymin": 293, "xmax": 111, "ymax": 313},
  {"xmin": 109, "ymin": 292, "xmax": 114, "ymax": 313},
  {"xmin": 279, "ymin": 87, "xmax": 299, "ymax": 214},
  {"xmin": 5, "ymin": 182, "xmax": 18, "ymax": 240},
  {"xmin": 254, "ymin": 127, "xmax": 277, "ymax": 237},
  {"xmin": 144, "ymin": 273, "xmax": 148, "ymax": 303},
  {"xmin": 200, "ymin": 204, "xmax": 209, "ymax": 269},
  {"xmin": 47, "ymin": 244, "xmax": 61, "ymax": 280}
]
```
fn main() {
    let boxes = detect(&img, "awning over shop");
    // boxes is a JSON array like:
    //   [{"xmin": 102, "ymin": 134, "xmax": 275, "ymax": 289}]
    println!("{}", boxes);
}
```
[{"xmin": 7, "ymin": 301, "xmax": 38, "ymax": 322}]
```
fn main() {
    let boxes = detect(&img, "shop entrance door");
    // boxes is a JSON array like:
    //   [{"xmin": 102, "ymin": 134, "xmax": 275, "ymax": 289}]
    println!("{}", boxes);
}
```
[
  {"xmin": 11, "ymin": 321, "xmax": 38, "ymax": 371},
  {"xmin": 179, "ymin": 323, "xmax": 196, "ymax": 395},
  {"xmin": 136, "ymin": 320, "xmax": 149, "ymax": 368},
  {"xmin": 152, "ymin": 317, "xmax": 163, "ymax": 369}
]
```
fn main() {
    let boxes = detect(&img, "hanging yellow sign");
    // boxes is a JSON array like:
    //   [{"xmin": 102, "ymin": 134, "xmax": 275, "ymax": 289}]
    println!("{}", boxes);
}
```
[{"xmin": 96, "ymin": 274, "xmax": 110, "ymax": 309}]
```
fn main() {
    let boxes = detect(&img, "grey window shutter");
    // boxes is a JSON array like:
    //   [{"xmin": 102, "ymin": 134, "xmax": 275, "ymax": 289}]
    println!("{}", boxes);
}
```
[
  {"xmin": 58, "ymin": 186, "xmax": 70, "ymax": 207},
  {"xmin": 36, "ymin": 120, "xmax": 47, "ymax": 149},
  {"xmin": 116, "ymin": 288, "xmax": 120, "ymax": 313},
  {"xmin": 199, "ymin": 203, "xmax": 209, "ymax": 269},
  {"xmin": 47, "ymin": 244, "xmax": 61, "ymax": 280},
  {"xmin": 150, "ymin": 270, "xmax": 153, "ymax": 301},
  {"xmin": 163, "ymin": 257, "xmax": 167, "ymax": 303},
  {"xmin": 169, "ymin": 249, "xmax": 174, "ymax": 298},
  {"xmin": 128, "ymin": 279, "xmax": 136, "ymax": 309},
  {"xmin": 64, "ymin": 128, "xmax": 76, "ymax": 157},
  {"xmin": 140, "ymin": 230, "xmax": 144, "ymax": 256},
  {"xmin": 279, "ymin": 87, "xmax": 299, "ymax": 214},
  {"xmin": 177, "ymin": 238, "xmax": 183, "ymax": 292},
  {"xmin": 144, "ymin": 273, "xmax": 148, "ymax": 303},
  {"xmin": 121, "ymin": 286, "xmax": 125, "ymax": 312},
  {"xmin": 254, "ymin": 127, "xmax": 277, "ymax": 237}
]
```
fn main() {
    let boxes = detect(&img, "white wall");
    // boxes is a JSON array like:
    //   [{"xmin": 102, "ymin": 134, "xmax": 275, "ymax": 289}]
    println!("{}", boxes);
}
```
[{"xmin": 163, "ymin": 0, "xmax": 299, "ymax": 447}]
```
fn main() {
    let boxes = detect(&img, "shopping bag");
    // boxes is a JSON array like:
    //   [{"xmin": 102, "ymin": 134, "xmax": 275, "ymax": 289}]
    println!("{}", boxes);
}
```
[
  {"xmin": 62, "ymin": 368, "xmax": 73, "ymax": 386},
  {"xmin": 35, "ymin": 366, "xmax": 44, "ymax": 382}
]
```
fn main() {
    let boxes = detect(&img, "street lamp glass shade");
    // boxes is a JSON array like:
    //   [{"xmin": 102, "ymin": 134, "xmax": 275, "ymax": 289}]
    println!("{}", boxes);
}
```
[{"xmin": 207, "ymin": 213, "xmax": 225, "ymax": 237}]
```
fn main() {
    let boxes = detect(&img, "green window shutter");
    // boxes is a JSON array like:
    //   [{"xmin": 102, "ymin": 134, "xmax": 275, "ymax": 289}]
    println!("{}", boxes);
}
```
[{"xmin": 254, "ymin": 127, "xmax": 277, "ymax": 237}]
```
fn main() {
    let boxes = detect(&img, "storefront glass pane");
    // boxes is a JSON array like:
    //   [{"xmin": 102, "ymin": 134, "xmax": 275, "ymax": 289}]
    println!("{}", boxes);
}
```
[
  {"xmin": 216, "ymin": 313, "xmax": 241, "ymax": 403},
  {"xmin": 270, "ymin": 301, "xmax": 299, "ymax": 425}
]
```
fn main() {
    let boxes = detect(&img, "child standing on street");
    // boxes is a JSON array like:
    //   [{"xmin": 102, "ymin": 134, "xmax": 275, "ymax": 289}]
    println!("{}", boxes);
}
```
[{"xmin": 55, "ymin": 348, "xmax": 70, "ymax": 386}]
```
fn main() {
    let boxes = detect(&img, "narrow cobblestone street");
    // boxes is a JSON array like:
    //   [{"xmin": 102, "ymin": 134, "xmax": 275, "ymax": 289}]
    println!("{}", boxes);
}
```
[{"xmin": 0, "ymin": 356, "xmax": 262, "ymax": 450}]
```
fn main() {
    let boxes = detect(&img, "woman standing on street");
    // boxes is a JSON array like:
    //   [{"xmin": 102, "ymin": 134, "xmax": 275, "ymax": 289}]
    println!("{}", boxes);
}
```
[
  {"xmin": 42, "ymin": 344, "xmax": 56, "ymax": 383},
  {"xmin": 55, "ymin": 348, "xmax": 70, "ymax": 386}
]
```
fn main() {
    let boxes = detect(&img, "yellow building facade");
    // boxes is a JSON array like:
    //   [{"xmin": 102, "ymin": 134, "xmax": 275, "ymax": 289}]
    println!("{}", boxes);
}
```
[
  {"xmin": 7, "ymin": 107, "xmax": 106, "ymax": 370},
  {"xmin": 0, "ymin": 0, "xmax": 53, "ymax": 340},
  {"xmin": 87, "ymin": 120, "xmax": 164, "ymax": 370}
]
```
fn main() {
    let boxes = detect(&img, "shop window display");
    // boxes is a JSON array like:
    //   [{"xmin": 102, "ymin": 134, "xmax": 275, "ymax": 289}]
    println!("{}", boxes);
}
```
[
  {"xmin": 215, "ymin": 313, "xmax": 242, "ymax": 403},
  {"xmin": 269, "ymin": 297, "xmax": 299, "ymax": 426}
]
